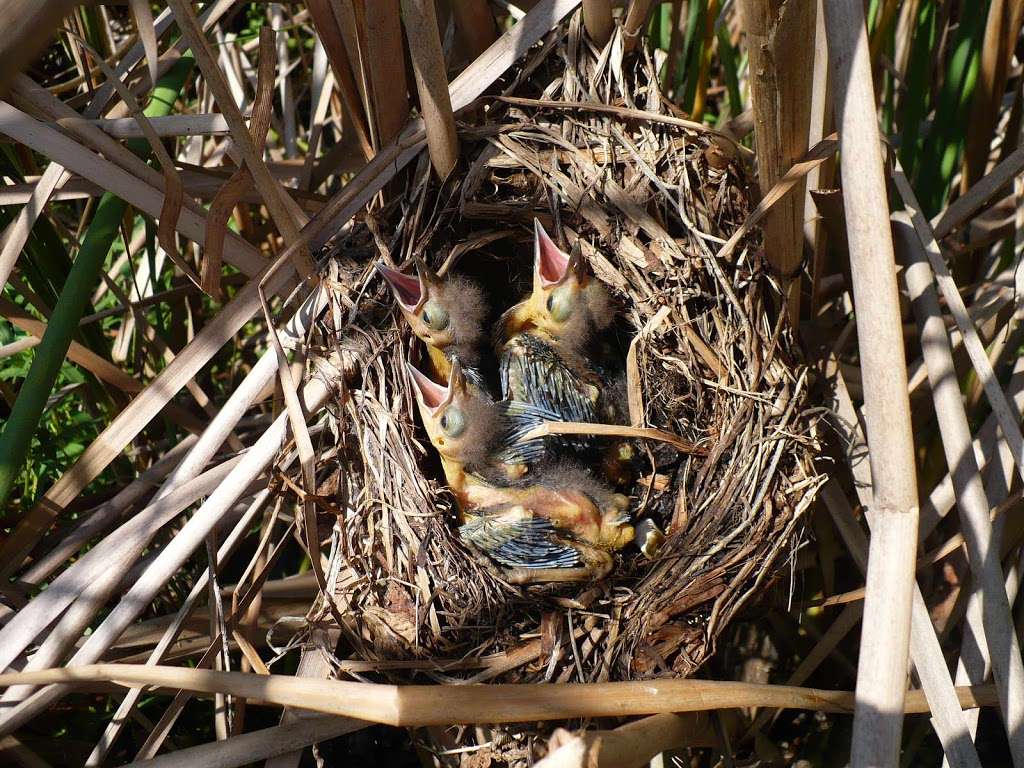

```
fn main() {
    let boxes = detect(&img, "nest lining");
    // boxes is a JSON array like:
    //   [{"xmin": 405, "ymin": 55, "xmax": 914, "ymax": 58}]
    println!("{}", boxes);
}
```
[{"xmin": 288, "ymin": 15, "xmax": 824, "ymax": 696}]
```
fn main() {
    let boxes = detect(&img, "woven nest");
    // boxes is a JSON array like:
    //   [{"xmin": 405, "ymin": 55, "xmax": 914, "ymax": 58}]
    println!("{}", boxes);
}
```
[{"xmin": 289, "ymin": 12, "xmax": 822, "ymax": 726}]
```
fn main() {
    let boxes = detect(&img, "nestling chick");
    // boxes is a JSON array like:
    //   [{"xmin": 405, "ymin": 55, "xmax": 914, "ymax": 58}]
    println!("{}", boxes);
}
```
[
  {"xmin": 496, "ymin": 219, "xmax": 621, "ymax": 426},
  {"xmin": 407, "ymin": 358, "xmax": 634, "ymax": 584},
  {"xmin": 406, "ymin": 357, "xmax": 555, "ymax": 493},
  {"xmin": 377, "ymin": 257, "xmax": 489, "ymax": 388}
]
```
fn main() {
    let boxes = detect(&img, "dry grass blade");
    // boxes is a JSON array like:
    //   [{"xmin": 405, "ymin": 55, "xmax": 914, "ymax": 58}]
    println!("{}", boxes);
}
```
[
  {"xmin": 823, "ymin": 2, "xmax": 920, "ymax": 765},
  {"xmin": 894, "ymin": 191, "xmax": 1024, "ymax": 762},
  {"xmin": 893, "ymin": 164, "xmax": 1024, "ymax": 493},
  {"xmin": 821, "ymin": 480, "xmax": 983, "ymax": 768},
  {"xmin": 0, "ymin": 664, "xmax": 1001, "ymax": 724},
  {"xmin": 0, "ymin": 102, "xmax": 264, "ymax": 278},
  {"xmin": 128, "ymin": 0, "xmax": 159, "ymax": 91},
  {"xmin": 932, "ymin": 145, "xmax": 1024, "ymax": 239},
  {"xmin": 0, "ymin": 0, "xmax": 79, "ymax": 94},
  {"xmin": 0, "ymin": 378, "xmax": 334, "ymax": 735}
]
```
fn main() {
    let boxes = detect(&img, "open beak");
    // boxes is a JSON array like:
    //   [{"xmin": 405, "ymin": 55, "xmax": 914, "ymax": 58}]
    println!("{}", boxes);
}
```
[
  {"xmin": 376, "ymin": 262, "xmax": 425, "ymax": 312},
  {"xmin": 534, "ymin": 218, "xmax": 572, "ymax": 288},
  {"xmin": 406, "ymin": 361, "xmax": 453, "ymax": 416}
]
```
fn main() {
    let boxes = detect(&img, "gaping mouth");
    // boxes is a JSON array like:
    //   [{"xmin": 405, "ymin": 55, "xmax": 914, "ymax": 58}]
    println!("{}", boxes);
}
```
[
  {"xmin": 406, "ymin": 362, "xmax": 450, "ymax": 414},
  {"xmin": 534, "ymin": 219, "xmax": 570, "ymax": 287},
  {"xmin": 376, "ymin": 263, "xmax": 423, "ymax": 311}
]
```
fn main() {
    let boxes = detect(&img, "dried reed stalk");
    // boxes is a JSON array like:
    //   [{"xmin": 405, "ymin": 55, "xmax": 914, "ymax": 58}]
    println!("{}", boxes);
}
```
[
  {"xmin": 361, "ymin": 0, "xmax": 410, "ymax": 145},
  {"xmin": 896, "ymin": 210, "xmax": 1024, "ymax": 763},
  {"xmin": 117, "ymin": 715, "xmax": 363, "ymax": 768},
  {"xmin": 0, "ymin": 0, "xmax": 79, "ymax": 93},
  {"xmin": 0, "ymin": 664, "xmax": 1000, "ymax": 725},
  {"xmin": 823, "ymin": 2, "xmax": 920, "ymax": 765},
  {"xmin": 400, "ymin": 0, "xmax": 458, "ymax": 177},
  {"xmin": 821, "ymin": 480, "xmax": 984, "ymax": 768},
  {"xmin": 736, "ymin": 0, "xmax": 815, "ymax": 326}
]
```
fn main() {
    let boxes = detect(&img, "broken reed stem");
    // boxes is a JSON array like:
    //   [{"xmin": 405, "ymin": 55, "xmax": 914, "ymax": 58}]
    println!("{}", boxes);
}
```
[
  {"xmin": 622, "ymin": 0, "xmax": 654, "ymax": 53},
  {"xmin": 0, "ymin": 664, "xmax": 1000, "ymax": 726},
  {"xmin": 735, "ymin": 0, "xmax": 815, "ymax": 328},
  {"xmin": 519, "ymin": 421, "xmax": 707, "ymax": 455},
  {"xmin": 582, "ymin": 0, "xmax": 613, "ymax": 47},
  {"xmin": 400, "ymin": 0, "xmax": 459, "ymax": 178},
  {"xmin": 823, "ymin": 2, "xmax": 921, "ymax": 766},
  {"xmin": 897, "ymin": 211, "xmax": 1024, "ymax": 764}
]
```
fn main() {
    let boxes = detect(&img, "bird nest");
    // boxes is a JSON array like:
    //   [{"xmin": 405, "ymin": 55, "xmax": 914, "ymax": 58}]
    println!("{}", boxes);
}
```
[{"xmin": 288, "ymin": 12, "xmax": 822, "ymax": 734}]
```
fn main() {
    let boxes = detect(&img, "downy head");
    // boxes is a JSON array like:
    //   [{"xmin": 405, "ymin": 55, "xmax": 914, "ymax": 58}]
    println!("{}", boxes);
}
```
[
  {"xmin": 501, "ymin": 219, "xmax": 614, "ymax": 347},
  {"xmin": 377, "ymin": 257, "xmax": 486, "ymax": 361},
  {"xmin": 406, "ymin": 357, "xmax": 501, "ymax": 470}
]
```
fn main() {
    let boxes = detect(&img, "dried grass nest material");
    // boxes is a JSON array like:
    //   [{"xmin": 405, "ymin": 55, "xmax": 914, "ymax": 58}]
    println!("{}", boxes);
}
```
[{"xmin": 293, "ymin": 18, "xmax": 825, "ymax": 689}]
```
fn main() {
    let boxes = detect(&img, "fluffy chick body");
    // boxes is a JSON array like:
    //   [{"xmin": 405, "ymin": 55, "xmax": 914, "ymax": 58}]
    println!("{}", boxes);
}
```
[
  {"xmin": 496, "ymin": 220, "xmax": 621, "ymax": 428},
  {"xmin": 407, "ymin": 358, "xmax": 634, "ymax": 583}
]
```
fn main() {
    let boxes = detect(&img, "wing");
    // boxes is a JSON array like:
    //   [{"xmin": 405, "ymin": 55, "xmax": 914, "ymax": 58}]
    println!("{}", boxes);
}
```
[
  {"xmin": 499, "ymin": 334, "xmax": 601, "ymax": 425},
  {"xmin": 491, "ymin": 399, "xmax": 571, "ymax": 464},
  {"xmin": 459, "ymin": 507, "xmax": 583, "ymax": 570}
]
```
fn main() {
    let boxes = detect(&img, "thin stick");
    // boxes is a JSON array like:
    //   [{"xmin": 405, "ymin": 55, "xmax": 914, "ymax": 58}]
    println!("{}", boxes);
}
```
[
  {"xmin": 822, "ymin": 2, "xmax": 920, "ymax": 765},
  {"xmin": 400, "ymin": 0, "xmax": 459, "ymax": 177},
  {"xmin": 0, "ymin": 664, "xmax": 1000, "ymax": 725},
  {"xmin": 518, "ymin": 421, "xmax": 707, "ymax": 455}
]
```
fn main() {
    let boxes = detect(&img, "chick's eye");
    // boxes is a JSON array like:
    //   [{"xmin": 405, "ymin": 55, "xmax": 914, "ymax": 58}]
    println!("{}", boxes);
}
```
[
  {"xmin": 439, "ymin": 406, "xmax": 466, "ymax": 437},
  {"xmin": 546, "ymin": 286, "xmax": 573, "ymax": 322},
  {"xmin": 421, "ymin": 300, "xmax": 450, "ymax": 331}
]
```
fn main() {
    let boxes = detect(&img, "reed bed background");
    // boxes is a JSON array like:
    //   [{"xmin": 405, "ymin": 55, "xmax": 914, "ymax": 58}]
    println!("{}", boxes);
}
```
[{"xmin": 0, "ymin": 1, "xmax": 1022, "ymax": 767}]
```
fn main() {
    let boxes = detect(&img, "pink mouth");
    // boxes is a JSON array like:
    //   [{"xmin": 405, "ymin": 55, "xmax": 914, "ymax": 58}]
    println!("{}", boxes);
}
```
[
  {"xmin": 377, "ymin": 263, "xmax": 423, "ymax": 310},
  {"xmin": 534, "ymin": 219, "xmax": 570, "ymax": 287},
  {"xmin": 406, "ymin": 362, "xmax": 450, "ymax": 413}
]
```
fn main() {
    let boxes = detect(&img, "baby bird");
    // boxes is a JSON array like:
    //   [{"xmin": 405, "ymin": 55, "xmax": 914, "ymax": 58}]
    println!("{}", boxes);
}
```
[
  {"xmin": 497, "ymin": 220, "xmax": 620, "ymax": 427},
  {"xmin": 407, "ymin": 358, "xmax": 634, "ymax": 584},
  {"xmin": 377, "ymin": 257, "xmax": 489, "ymax": 390}
]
